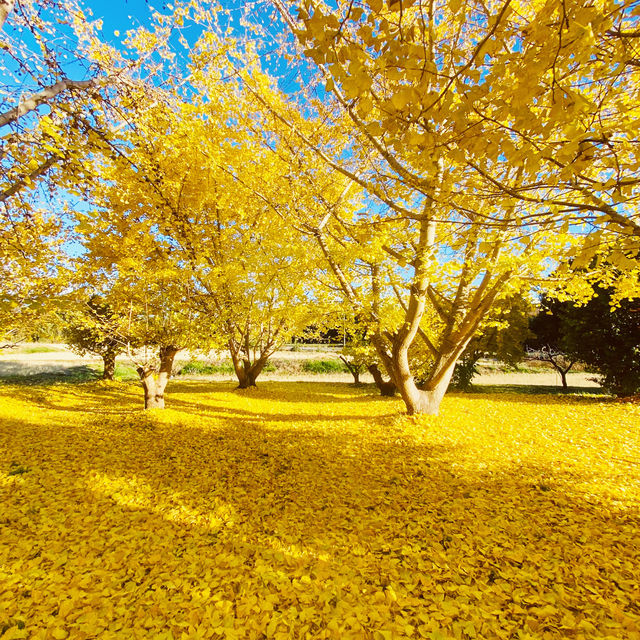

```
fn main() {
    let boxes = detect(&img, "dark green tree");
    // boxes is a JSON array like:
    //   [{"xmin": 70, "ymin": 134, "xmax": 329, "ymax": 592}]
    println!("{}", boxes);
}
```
[
  {"xmin": 449, "ymin": 294, "xmax": 532, "ymax": 391},
  {"xmin": 530, "ymin": 289, "xmax": 640, "ymax": 396},
  {"xmin": 528, "ymin": 298, "xmax": 576, "ymax": 389}
]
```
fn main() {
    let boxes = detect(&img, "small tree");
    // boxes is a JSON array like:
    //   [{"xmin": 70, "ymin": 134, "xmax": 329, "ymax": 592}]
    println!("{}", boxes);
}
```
[
  {"xmin": 528, "ymin": 346, "xmax": 575, "ymax": 390},
  {"xmin": 63, "ymin": 298, "xmax": 124, "ymax": 380},
  {"xmin": 530, "ymin": 290, "xmax": 640, "ymax": 396},
  {"xmin": 338, "ymin": 350, "xmax": 368, "ymax": 386},
  {"xmin": 332, "ymin": 310, "xmax": 397, "ymax": 394},
  {"xmin": 528, "ymin": 301, "xmax": 576, "ymax": 389},
  {"xmin": 75, "ymin": 215, "xmax": 204, "ymax": 409}
]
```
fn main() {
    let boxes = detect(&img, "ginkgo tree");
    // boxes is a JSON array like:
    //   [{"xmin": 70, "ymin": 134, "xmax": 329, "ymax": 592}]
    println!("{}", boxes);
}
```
[
  {"xmin": 0, "ymin": 0, "xmax": 159, "ymax": 344},
  {"xmin": 230, "ymin": 0, "xmax": 640, "ymax": 414},
  {"xmin": 8, "ymin": 0, "xmax": 638, "ymax": 416},
  {"xmin": 167, "ymin": 101, "xmax": 323, "ymax": 389},
  {"xmin": 0, "ymin": 208, "xmax": 64, "ymax": 346},
  {"xmin": 62, "ymin": 296, "xmax": 127, "ymax": 381},
  {"xmin": 0, "ymin": 0, "xmax": 169, "ymax": 205},
  {"xmin": 75, "ymin": 211, "xmax": 205, "ymax": 409},
  {"xmin": 73, "ymin": 36, "xmax": 324, "ymax": 392}
]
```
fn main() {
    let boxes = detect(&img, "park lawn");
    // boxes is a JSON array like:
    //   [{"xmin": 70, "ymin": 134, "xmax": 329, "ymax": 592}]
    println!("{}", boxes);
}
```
[{"xmin": 0, "ymin": 382, "xmax": 639, "ymax": 640}]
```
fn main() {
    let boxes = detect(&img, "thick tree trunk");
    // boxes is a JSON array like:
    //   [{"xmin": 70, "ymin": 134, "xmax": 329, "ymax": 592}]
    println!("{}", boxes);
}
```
[
  {"xmin": 392, "ymin": 359, "xmax": 457, "ymax": 415},
  {"xmin": 102, "ymin": 350, "xmax": 116, "ymax": 381},
  {"xmin": 137, "ymin": 346, "xmax": 179, "ymax": 409},
  {"xmin": 368, "ymin": 363, "xmax": 397, "ymax": 396},
  {"xmin": 235, "ymin": 358, "xmax": 267, "ymax": 389},
  {"xmin": 236, "ymin": 367, "xmax": 257, "ymax": 389},
  {"xmin": 139, "ymin": 372, "xmax": 163, "ymax": 409},
  {"xmin": 381, "ymin": 324, "xmax": 460, "ymax": 415}
]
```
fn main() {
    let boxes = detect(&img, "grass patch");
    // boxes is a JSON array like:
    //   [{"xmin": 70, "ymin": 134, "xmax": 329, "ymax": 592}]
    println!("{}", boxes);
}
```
[
  {"xmin": 0, "ymin": 382, "xmax": 637, "ymax": 638},
  {"xmin": 301, "ymin": 359, "xmax": 349, "ymax": 374},
  {"xmin": 178, "ymin": 360, "xmax": 234, "ymax": 375},
  {"xmin": 19, "ymin": 345, "xmax": 62, "ymax": 354},
  {"xmin": 0, "ymin": 362, "xmax": 140, "ymax": 385},
  {"xmin": 178, "ymin": 360, "xmax": 276, "ymax": 376},
  {"xmin": 113, "ymin": 363, "xmax": 140, "ymax": 382}
]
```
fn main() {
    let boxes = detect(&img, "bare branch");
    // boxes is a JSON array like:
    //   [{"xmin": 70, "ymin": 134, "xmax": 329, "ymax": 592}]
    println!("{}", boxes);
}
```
[{"xmin": 0, "ymin": 78, "xmax": 98, "ymax": 128}]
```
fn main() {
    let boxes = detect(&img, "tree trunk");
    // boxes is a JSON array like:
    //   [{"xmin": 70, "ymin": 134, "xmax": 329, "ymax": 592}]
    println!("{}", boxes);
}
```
[
  {"xmin": 137, "ymin": 346, "xmax": 179, "ymax": 409},
  {"xmin": 340, "ymin": 356, "xmax": 362, "ymax": 386},
  {"xmin": 235, "ymin": 358, "xmax": 267, "ymax": 389},
  {"xmin": 549, "ymin": 356, "xmax": 573, "ymax": 389},
  {"xmin": 560, "ymin": 369, "xmax": 568, "ymax": 389},
  {"xmin": 102, "ymin": 350, "xmax": 116, "ymax": 381},
  {"xmin": 392, "ymin": 359, "xmax": 457, "ymax": 415},
  {"xmin": 368, "ymin": 363, "xmax": 397, "ymax": 397},
  {"xmin": 383, "ymin": 328, "xmax": 460, "ymax": 415},
  {"xmin": 138, "ymin": 369, "xmax": 162, "ymax": 409},
  {"xmin": 236, "ymin": 367, "xmax": 257, "ymax": 389},
  {"xmin": 138, "ymin": 367, "xmax": 164, "ymax": 409}
]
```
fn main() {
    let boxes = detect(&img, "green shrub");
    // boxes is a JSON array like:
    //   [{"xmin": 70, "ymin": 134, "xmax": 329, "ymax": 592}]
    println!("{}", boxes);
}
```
[
  {"xmin": 449, "ymin": 356, "xmax": 479, "ymax": 391},
  {"xmin": 179, "ymin": 361, "xmax": 233, "ymax": 375},
  {"xmin": 179, "ymin": 360, "xmax": 276, "ymax": 376},
  {"xmin": 301, "ymin": 359, "xmax": 349, "ymax": 374},
  {"xmin": 114, "ymin": 364, "xmax": 140, "ymax": 381}
]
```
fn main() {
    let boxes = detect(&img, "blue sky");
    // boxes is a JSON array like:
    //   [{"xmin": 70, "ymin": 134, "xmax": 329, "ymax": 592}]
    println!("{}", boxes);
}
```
[
  {"xmin": 79, "ymin": 0, "xmax": 305, "ymax": 93},
  {"xmin": 83, "ymin": 0, "xmax": 162, "ymax": 38}
]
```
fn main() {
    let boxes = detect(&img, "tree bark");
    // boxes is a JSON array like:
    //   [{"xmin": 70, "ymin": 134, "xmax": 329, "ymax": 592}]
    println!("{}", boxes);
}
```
[
  {"xmin": 102, "ymin": 350, "xmax": 117, "ymax": 380},
  {"xmin": 368, "ymin": 363, "xmax": 396, "ymax": 396},
  {"xmin": 137, "ymin": 346, "xmax": 179, "ymax": 409},
  {"xmin": 390, "ymin": 355, "xmax": 458, "ymax": 415},
  {"xmin": 560, "ymin": 370, "xmax": 568, "ymax": 389},
  {"xmin": 235, "ymin": 358, "xmax": 267, "ymax": 389},
  {"xmin": 139, "ymin": 370, "xmax": 162, "ymax": 409}
]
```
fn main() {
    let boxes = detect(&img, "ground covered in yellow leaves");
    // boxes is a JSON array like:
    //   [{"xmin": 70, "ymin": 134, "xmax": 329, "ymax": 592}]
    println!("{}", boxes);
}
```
[{"xmin": 0, "ymin": 381, "xmax": 639, "ymax": 640}]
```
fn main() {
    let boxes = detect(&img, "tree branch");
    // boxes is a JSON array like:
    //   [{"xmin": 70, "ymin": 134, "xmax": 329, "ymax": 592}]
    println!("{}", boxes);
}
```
[
  {"xmin": 0, "ymin": 78, "xmax": 98, "ymax": 128},
  {"xmin": 0, "ymin": 155, "xmax": 58, "ymax": 203}
]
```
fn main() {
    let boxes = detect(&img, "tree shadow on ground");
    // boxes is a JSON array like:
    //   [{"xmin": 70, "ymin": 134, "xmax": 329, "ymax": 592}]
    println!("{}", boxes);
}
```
[
  {"xmin": 470, "ymin": 383, "xmax": 607, "ymax": 395},
  {"xmin": 2, "ymin": 379, "xmax": 142, "ymax": 413},
  {"xmin": 454, "ymin": 384, "xmax": 611, "ymax": 405},
  {"xmin": 0, "ymin": 365, "xmax": 99, "ymax": 386},
  {"xmin": 3, "ymin": 380, "xmax": 399, "ymax": 417},
  {"xmin": 168, "ymin": 379, "xmax": 383, "ymax": 402}
]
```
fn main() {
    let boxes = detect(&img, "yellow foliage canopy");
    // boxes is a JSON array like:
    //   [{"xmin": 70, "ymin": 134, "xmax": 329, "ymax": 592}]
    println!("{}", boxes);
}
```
[{"xmin": 1, "ymin": 382, "xmax": 639, "ymax": 638}]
